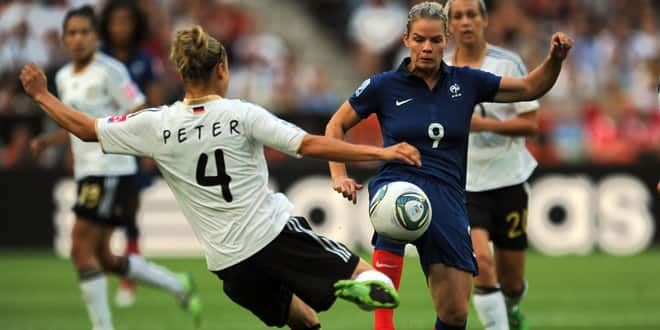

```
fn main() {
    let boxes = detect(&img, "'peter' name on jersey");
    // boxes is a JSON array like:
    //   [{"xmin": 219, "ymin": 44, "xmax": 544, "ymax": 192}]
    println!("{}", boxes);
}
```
[{"xmin": 161, "ymin": 116, "xmax": 241, "ymax": 144}]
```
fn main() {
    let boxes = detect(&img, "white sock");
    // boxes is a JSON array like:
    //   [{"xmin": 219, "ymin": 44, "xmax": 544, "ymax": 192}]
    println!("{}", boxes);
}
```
[
  {"xmin": 126, "ymin": 255, "xmax": 186, "ymax": 302},
  {"xmin": 473, "ymin": 290, "xmax": 509, "ymax": 330},
  {"xmin": 79, "ymin": 275, "xmax": 114, "ymax": 330},
  {"xmin": 356, "ymin": 270, "xmax": 395, "ymax": 289}
]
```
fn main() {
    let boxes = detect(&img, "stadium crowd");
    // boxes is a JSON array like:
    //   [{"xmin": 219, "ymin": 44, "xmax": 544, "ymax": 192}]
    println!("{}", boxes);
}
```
[{"xmin": 0, "ymin": 0, "xmax": 658, "ymax": 171}]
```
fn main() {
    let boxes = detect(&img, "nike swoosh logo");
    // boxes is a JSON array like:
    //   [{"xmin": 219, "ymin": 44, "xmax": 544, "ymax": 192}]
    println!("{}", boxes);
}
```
[
  {"xmin": 395, "ymin": 98, "xmax": 413, "ymax": 106},
  {"xmin": 375, "ymin": 261, "xmax": 399, "ymax": 269}
]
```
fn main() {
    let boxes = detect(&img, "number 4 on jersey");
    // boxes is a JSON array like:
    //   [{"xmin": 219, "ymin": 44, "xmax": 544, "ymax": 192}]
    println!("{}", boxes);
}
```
[{"xmin": 196, "ymin": 149, "xmax": 233, "ymax": 202}]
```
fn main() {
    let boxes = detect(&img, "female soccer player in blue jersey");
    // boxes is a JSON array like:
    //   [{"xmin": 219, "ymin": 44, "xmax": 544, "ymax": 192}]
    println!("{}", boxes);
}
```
[
  {"xmin": 326, "ymin": 2, "xmax": 572, "ymax": 329},
  {"xmin": 20, "ymin": 24, "xmax": 422, "ymax": 330}
]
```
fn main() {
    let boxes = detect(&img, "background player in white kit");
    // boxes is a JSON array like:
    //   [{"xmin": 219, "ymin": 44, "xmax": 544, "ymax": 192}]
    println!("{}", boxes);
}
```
[
  {"xmin": 27, "ymin": 6, "xmax": 201, "ymax": 330},
  {"xmin": 447, "ymin": 1, "xmax": 539, "ymax": 329},
  {"xmin": 20, "ymin": 25, "xmax": 422, "ymax": 329}
]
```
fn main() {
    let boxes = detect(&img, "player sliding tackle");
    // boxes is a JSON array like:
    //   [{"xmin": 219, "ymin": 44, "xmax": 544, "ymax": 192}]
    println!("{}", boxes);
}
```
[{"xmin": 21, "ymin": 25, "xmax": 422, "ymax": 329}]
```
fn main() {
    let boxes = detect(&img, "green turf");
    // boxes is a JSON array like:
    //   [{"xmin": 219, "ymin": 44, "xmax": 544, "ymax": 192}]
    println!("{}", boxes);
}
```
[{"xmin": 1, "ymin": 250, "xmax": 659, "ymax": 330}]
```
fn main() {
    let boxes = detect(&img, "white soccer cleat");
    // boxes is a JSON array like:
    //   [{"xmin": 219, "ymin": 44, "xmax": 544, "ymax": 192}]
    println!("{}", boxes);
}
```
[{"xmin": 114, "ymin": 286, "xmax": 136, "ymax": 307}]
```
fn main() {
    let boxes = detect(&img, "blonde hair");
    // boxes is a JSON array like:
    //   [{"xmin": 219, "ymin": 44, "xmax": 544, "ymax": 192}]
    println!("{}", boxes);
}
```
[
  {"xmin": 406, "ymin": 1, "xmax": 449, "ymax": 34},
  {"xmin": 170, "ymin": 25, "xmax": 227, "ymax": 81}
]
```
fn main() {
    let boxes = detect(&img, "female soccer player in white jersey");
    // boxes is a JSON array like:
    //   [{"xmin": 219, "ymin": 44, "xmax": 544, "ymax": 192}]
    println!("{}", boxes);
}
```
[
  {"xmin": 326, "ymin": 1, "xmax": 571, "ymax": 329},
  {"xmin": 20, "ymin": 24, "xmax": 423, "ymax": 329},
  {"xmin": 28, "ymin": 6, "xmax": 201, "ymax": 330},
  {"xmin": 447, "ymin": 1, "xmax": 538, "ymax": 329}
]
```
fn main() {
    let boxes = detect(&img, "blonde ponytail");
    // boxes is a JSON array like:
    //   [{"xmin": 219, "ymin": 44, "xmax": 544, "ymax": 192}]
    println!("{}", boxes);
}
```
[{"xmin": 170, "ymin": 25, "xmax": 227, "ymax": 81}]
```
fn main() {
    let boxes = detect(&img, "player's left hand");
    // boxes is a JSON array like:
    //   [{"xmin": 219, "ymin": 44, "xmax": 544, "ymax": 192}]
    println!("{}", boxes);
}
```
[
  {"xmin": 332, "ymin": 176, "xmax": 363, "ymax": 204},
  {"xmin": 20, "ymin": 63, "xmax": 48, "ymax": 99},
  {"xmin": 549, "ymin": 32, "xmax": 573, "ymax": 62}
]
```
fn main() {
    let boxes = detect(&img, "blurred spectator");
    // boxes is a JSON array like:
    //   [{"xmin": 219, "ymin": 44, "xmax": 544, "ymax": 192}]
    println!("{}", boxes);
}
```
[
  {"xmin": 0, "ymin": 20, "xmax": 49, "ymax": 75},
  {"xmin": 348, "ymin": 0, "xmax": 407, "ymax": 76},
  {"xmin": 272, "ymin": 52, "xmax": 303, "ymax": 114},
  {"xmin": 0, "ymin": 0, "xmax": 657, "ymax": 168},
  {"xmin": 1, "ymin": 123, "xmax": 36, "ymax": 169},
  {"xmin": 226, "ymin": 18, "xmax": 289, "ymax": 112},
  {"xmin": 297, "ymin": 65, "xmax": 340, "ymax": 116}
]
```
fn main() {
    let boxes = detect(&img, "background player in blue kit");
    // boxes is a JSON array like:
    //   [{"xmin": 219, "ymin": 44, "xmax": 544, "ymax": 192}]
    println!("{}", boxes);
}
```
[
  {"xmin": 325, "ymin": 2, "xmax": 572, "ymax": 330},
  {"xmin": 99, "ymin": 0, "xmax": 159, "ymax": 307}
]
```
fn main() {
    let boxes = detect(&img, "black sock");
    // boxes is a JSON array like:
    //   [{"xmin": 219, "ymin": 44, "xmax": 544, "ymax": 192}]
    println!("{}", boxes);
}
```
[
  {"xmin": 116, "ymin": 256, "xmax": 130, "ymax": 275},
  {"xmin": 435, "ymin": 317, "xmax": 466, "ymax": 330},
  {"xmin": 474, "ymin": 285, "xmax": 500, "ymax": 295},
  {"xmin": 77, "ymin": 267, "xmax": 103, "ymax": 281}
]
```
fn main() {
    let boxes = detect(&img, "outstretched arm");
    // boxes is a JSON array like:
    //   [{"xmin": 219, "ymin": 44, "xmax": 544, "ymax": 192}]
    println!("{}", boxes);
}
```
[
  {"xmin": 20, "ymin": 64, "xmax": 97, "ymax": 142},
  {"xmin": 494, "ymin": 32, "xmax": 573, "ymax": 103},
  {"xmin": 470, "ymin": 111, "xmax": 538, "ymax": 136},
  {"xmin": 299, "ymin": 134, "xmax": 420, "ymax": 166}
]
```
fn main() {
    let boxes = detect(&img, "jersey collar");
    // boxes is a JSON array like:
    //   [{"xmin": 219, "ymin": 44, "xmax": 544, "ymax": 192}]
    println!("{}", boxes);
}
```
[
  {"xmin": 183, "ymin": 95, "xmax": 222, "ymax": 106},
  {"xmin": 396, "ymin": 57, "xmax": 450, "ymax": 79}
]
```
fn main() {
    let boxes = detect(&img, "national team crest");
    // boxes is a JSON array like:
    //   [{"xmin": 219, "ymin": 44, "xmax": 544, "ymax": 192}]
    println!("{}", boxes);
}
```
[{"xmin": 449, "ymin": 83, "xmax": 462, "ymax": 98}]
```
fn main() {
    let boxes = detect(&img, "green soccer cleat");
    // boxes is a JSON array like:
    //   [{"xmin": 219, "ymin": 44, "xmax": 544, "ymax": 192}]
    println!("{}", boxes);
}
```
[
  {"xmin": 179, "ymin": 273, "xmax": 203, "ymax": 328},
  {"xmin": 508, "ymin": 307, "xmax": 529, "ymax": 330},
  {"xmin": 334, "ymin": 279, "xmax": 400, "ymax": 311}
]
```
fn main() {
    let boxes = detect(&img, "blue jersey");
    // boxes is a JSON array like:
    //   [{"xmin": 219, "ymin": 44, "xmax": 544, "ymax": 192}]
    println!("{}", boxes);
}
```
[
  {"xmin": 101, "ymin": 47, "xmax": 156, "ymax": 93},
  {"xmin": 349, "ymin": 58, "xmax": 501, "ymax": 194}
]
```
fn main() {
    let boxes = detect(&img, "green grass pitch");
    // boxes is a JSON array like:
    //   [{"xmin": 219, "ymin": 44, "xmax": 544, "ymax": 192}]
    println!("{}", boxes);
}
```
[{"xmin": 1, "ymin": 250, "xmax": 659, "ymax": 330}]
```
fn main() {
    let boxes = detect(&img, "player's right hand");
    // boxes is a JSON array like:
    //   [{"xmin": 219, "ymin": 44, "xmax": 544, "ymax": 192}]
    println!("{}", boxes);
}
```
[
  {"xmin": 383, "ymin": 142, "xmax": 422, "ymax": 167},
  {"xmin": 20, "ymin": 63, "xmax": 48, "ymax": 99},
  {"xmin": 332, "ymin": 176, "xmax": 363, "ymax": 204},
  {"xmin": 29, "ymin": 136, "xmax": 48, "ymax": 156}
]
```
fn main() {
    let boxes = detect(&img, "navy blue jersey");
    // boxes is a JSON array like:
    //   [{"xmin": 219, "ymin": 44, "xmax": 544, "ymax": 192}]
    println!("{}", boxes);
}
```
[
  {"xmin": 349, "ymin": 58, "xmax": 501, "ymax": 193},
  {"xmin": 101, "ymin": 47, "xmax": 156, "ymax": 93}
]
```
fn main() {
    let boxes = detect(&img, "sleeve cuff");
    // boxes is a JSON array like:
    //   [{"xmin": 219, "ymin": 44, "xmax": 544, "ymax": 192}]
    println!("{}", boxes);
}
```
[
  {"xmin": 291, "ymin": 133, "xmax": 305, "ymax": 159},
  {"xmin": 95, "ymin": 119, "xmax": 107, "ymax": 154}
]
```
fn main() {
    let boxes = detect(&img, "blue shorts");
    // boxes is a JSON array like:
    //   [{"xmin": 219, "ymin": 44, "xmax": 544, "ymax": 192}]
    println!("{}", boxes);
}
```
[{"xmin": 369, "ymin": 171, "xmax": 478, "ymax": 276}]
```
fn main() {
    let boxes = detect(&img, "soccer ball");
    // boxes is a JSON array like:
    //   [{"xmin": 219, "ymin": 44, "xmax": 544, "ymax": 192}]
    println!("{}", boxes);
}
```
[{"xmin": 368, "ymin": 181, "xmax": 432, "ymax": 243}]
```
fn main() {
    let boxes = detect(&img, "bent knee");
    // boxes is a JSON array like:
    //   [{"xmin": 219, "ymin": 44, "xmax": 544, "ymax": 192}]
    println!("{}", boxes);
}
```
[{"xmin": 99, "ymin": 254, "xmax": 125, "ymax": 274}]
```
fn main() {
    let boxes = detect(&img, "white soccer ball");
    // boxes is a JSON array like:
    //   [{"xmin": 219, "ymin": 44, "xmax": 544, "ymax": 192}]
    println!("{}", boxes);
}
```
[{"xmin": 368, "ymin": 181, "xmax": 432, "ymax": 243}]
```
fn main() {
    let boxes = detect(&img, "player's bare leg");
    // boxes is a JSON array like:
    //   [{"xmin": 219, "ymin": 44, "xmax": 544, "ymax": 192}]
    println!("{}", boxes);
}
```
[
  {"xmin": 71, "ymin": 218, "xmax": 114, "ymax": 330},
  {"xmin": 287, "ymin": 294, "xmax": 321, "ymax": 329},
  {"xmin": 427, "ymin": 263, "xmax": 472, "ymax": 329},
  {"xmin": 98, "ymin": 227, "xmax": 203, "ymax": 327},
  {"xmin": 495, "ymin": 249, "xmax": 527, "ymax": 330},
  {"xmin": 116, "ymin": 214, "xmax": 140, "ymax": 307},
  {"xmin": 472, "ymin": 229, "xmax": 509, "ymax": 330}
]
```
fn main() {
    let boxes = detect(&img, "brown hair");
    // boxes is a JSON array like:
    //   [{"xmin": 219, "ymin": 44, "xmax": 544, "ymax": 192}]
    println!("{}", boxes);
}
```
[
  {"xmin": 170, "ymin": 25, "xmax": 227, "ymax": 81},
  {"xmin": 445, "ymin": 0, "xmax": 488, "ymax": 17},
  {"xmin": 406, "ymin": 1, "xmax": 448, "ymax": 34}
]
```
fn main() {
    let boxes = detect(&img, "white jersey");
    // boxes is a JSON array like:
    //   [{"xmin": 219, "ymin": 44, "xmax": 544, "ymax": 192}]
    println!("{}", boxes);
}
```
[
  {"xmin": 446, "ymin": 45, "xmax": 539, "ymax": 192},
  {"xmin": 96, "ymin": 96, "xmax": 306, "ymax": 270},
  {"xmin": 56, "ymin": 52, "xmax": 145, "ymax": 179}
]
